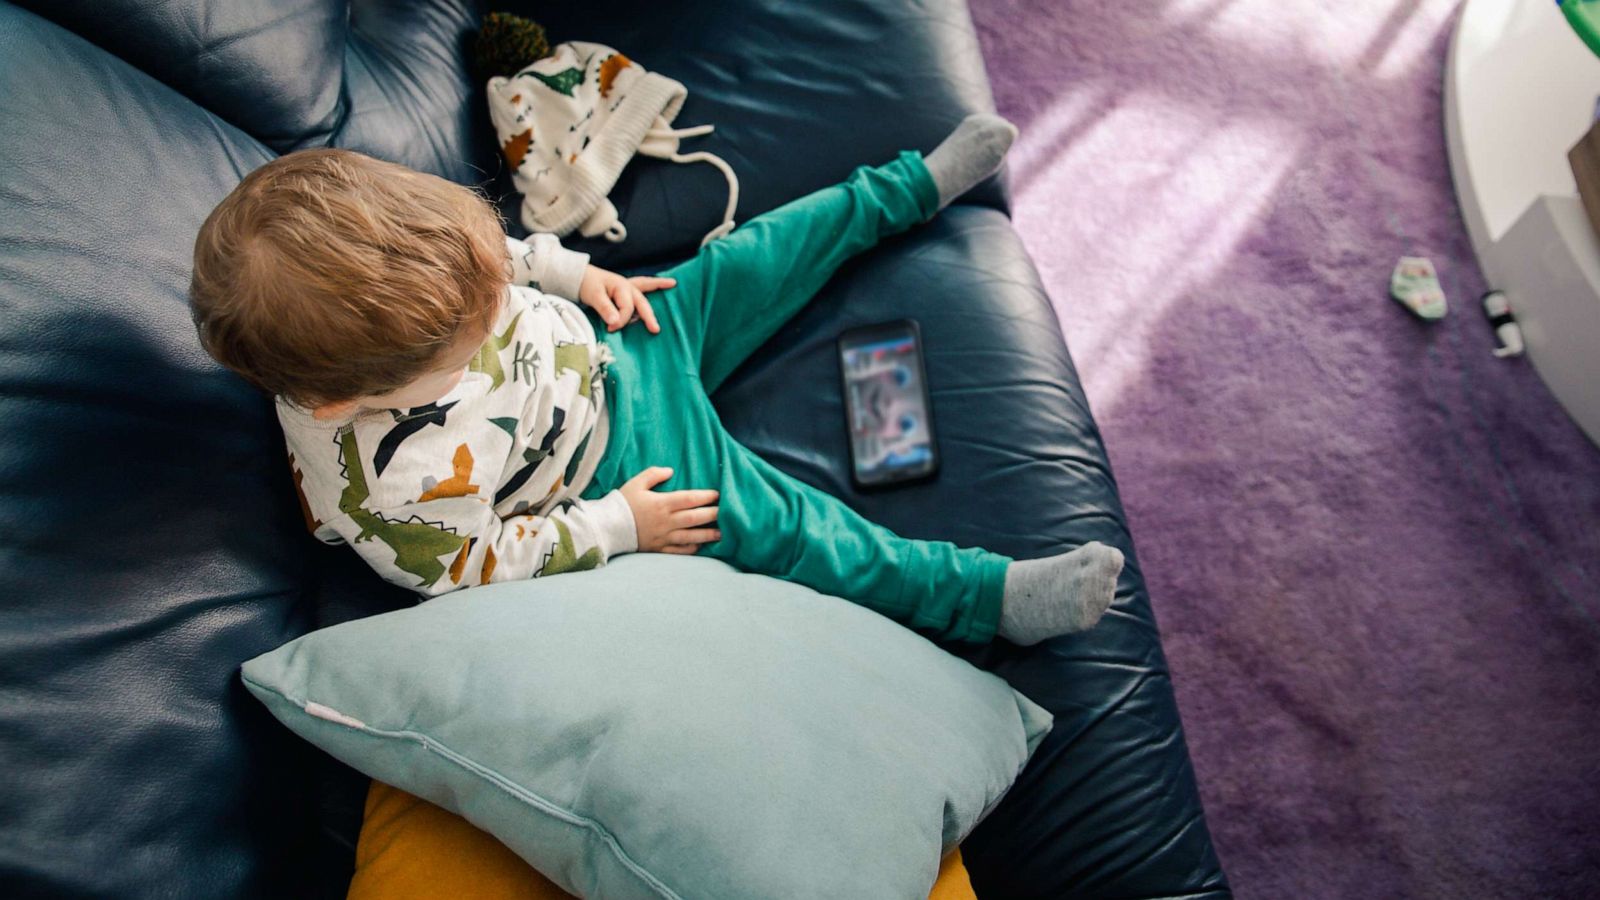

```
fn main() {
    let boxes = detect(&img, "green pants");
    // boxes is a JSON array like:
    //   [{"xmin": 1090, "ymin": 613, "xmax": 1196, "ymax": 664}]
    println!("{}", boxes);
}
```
[{"xmin": 582, "ymin": 151, "xmax": 1009, "ymax": 642}]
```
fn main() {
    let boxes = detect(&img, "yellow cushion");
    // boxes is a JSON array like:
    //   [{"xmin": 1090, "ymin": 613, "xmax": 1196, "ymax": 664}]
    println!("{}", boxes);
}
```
[{"xmin": 349, "ymin": 780, "xmax": 978, "ymax": 900}]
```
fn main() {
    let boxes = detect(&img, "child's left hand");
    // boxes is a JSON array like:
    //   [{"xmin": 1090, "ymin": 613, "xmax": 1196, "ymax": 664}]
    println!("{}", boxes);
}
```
[{"xmin": 579, "ymin": 265, "xmax": 675, "ymax": 334}]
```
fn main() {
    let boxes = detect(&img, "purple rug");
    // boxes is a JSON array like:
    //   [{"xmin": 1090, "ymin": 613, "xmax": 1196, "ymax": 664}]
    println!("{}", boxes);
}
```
[{"xmin": 969, "ymin": 1, "xmax": 1600, "ymax": 897}]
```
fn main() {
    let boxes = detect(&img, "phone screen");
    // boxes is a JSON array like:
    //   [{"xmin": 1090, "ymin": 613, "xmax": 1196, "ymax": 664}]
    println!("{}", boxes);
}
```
[{"xmin": 840, "ymin": 321, "xmax": 937, "ymax": 486}]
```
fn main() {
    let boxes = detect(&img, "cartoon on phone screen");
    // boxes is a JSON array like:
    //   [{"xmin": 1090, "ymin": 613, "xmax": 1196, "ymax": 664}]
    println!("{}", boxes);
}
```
[{"xmin": 843, "ymin": 336, "xmax": 932, "ymax": 477}]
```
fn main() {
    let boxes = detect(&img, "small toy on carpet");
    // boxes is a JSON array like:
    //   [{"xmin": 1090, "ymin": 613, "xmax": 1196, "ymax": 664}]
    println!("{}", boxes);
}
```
[
  {"xmin": 1390, "ymin": 256, "xmax": 1447, "ymax": 320},
  {"xmin": 1482, "ymin": 291, "xmax": 1525, "ymax": 358}
]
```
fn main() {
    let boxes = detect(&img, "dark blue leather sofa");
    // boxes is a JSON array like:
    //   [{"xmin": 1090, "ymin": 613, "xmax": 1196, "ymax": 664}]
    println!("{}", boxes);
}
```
[{"xmin": 0, "ymin": 1, "xmax": 1231, "ymax": 896}]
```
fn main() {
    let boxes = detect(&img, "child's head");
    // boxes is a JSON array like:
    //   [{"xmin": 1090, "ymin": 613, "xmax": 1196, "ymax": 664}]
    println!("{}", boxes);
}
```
[{"xmin": 190, "ymin": 148, "xmax": 507, "ymax": 418}]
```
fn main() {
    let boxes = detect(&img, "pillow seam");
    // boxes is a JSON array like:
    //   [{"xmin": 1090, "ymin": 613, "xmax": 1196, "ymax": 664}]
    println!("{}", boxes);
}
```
[{"xmin": 240, "ymin": 673, "xmax": 683, "ymax": 900}]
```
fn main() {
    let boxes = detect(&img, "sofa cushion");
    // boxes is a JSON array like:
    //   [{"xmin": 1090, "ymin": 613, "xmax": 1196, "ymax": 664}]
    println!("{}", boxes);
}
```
[
  {"xmin": 331, "ymin": 0, "xmax": 490, "ymax": 186},
  {"xmin": 0, "ymin": 5, "xmax": 337, "ymax": 896},
  {"xmin": 12, "ymin": 0, "xmax": 348, "ymax": 152}
]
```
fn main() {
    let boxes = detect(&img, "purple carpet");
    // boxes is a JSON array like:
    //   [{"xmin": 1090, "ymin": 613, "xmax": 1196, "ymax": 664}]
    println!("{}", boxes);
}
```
[{"xmin": 969, "ymin": 1, "xmax": 1600, "ymax": 897}]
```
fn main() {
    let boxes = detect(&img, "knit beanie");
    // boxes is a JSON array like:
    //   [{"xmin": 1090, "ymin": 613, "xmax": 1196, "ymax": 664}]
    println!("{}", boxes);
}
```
[{"xmin": 487, "ymin": 42, "xmax": 740, "ymax": 247}]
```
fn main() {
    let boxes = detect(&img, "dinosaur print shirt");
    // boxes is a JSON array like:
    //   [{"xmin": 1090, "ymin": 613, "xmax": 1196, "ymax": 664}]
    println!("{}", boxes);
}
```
[{"xmin": 279, "ymin": 235, "xmax": 636, "ymax": 597}]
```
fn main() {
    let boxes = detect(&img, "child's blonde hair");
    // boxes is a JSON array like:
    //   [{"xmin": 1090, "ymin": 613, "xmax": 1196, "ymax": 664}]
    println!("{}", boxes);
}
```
[{"xmin": 190, "ymin": 148, "xmax": 508, "ymax": 407}]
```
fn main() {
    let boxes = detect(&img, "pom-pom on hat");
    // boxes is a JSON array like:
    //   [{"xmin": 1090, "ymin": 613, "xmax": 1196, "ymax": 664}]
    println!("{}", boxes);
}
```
[
  {"xmin": 487, "ymin": 41, "xmax": 740, "ymax": 247},
  {"xmin": 473, "ymin": 12, "xmax": 549, "ymax": 82}
]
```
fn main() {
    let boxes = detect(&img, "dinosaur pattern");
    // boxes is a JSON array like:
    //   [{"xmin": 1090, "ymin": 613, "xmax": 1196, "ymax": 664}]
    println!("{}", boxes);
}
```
[
  {"xmin": 375, "ymin": 400, "xmax": 458, "ymax": 476},
  {"xmin": 553, "ymin": 342, "xmax": 592, "ymax": 399},
  {"xmin": 598, "ymin": 53, "xmax": 631, "ymax": 98},
  {"xmin": 537, "ymin": 519, "xmax": 602, "ymax": 577},
  {"xmin": 418, "ymin": 444, "xmax": 480, "ymax": 501},
  {"xmin": 468, "ymin": 311, "xmax": 524, "ymax": 392},
  {"xmin": 496, "ymin": 406, "xmax": 564, "ymax": 504},
  {"xmin": 278, "ymin": 235, "xmax": 631, "ymax": 598},
  {"xmin": 289, "ymin": 454, "xmax": 322, "ymax": 533},
  {"xmin": 518, "ymin": 51, "xmax": 594, "ymax": 97},
  {"xmin": 336, "ymin": 426, "xmax": 467, "ymax": 589},
  {"xmin": 502, "ymin": 129, "xmax": 533, "ymax": 171}
]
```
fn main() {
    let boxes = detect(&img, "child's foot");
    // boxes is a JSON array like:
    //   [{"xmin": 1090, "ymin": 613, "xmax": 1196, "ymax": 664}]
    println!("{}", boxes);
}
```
[
  {"xmin": 997, "ymin": 542, "xmax": 1123, "ymax": 645},
  {"xmin": 924, "ymin": 113, "xmax": 1019, "ymax": 209}
]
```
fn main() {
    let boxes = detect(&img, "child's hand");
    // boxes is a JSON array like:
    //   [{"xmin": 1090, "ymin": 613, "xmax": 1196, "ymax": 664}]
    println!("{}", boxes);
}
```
[
  {"xmin": 579, "ymin": 265, "xmax": 676, "ymax": 334},
  {"xmin": 619, "ymin": 466, "xmax": 720, "ymax": 554}
]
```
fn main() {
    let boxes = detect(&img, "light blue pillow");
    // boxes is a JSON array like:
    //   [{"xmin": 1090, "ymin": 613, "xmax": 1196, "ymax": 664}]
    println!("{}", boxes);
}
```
[{"xmin": 242, "ymin": 555, "xmax": 1051, "ymax": 899}]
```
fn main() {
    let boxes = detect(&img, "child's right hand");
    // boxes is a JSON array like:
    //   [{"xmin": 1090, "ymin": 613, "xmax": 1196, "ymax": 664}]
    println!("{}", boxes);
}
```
[{"xmin": 619, "ymin": 467, "xmax": 721, "ymax": 554}]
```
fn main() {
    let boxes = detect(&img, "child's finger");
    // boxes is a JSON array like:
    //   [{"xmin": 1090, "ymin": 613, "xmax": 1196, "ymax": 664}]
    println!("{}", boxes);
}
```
[
  {"xmin": 630, "ymin": 276, "xmax": 677, "ymax": 292},
  {"xmin": 635, "ymin": 295, "xmax": 660, "ymax": 333},
  {"xmin": 671, "ymin": 505, "xmax": 718, "ymax": 528},
  {"xmin": 588, "ymin": 291, "xmax": 621, "ymax": 330},
  {"xmin": 660, "ymin": 544, "xmax": 700, "ymax": 555},
  {"xmin": 665, "ymin": 488, "xmax": 719, "ymax": 509},
  {"xmin": 608, "ymin": 286, "xmax": 634, "ymax": 330},
  {"xmin": 669, "ymin": 528, "xmax": 721, "ymax": 545},
  {"xmin": 627, "ymin": 466, "xmax": 674, "ymax": 490}
]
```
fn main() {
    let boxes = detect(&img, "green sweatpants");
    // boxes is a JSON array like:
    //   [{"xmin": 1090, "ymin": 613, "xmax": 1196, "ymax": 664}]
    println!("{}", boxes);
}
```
[{"xmin": 581, "ymin": 151, "xmax": 1009, "ymax": 642}]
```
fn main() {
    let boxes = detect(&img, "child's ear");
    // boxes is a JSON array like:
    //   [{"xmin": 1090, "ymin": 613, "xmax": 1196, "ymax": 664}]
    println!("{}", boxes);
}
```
[{"xmin": 311, "ymin": 399, "xmax": 360, "ymax": 421}]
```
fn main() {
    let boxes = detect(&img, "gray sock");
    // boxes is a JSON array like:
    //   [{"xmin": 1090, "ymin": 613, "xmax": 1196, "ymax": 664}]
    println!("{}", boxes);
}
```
[
  {"xmin": 923, "ymin": 113, "xmax": 1019, "ymax": 209},
  {"xmin": 997, "ymin": 542, "xmax": 1124, "ymax": 645}
]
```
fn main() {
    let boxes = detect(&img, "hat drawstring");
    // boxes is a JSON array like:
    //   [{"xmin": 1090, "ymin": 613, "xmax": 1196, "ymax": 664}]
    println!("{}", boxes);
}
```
[{"xmin": 645, "ymin": 124, "xmax": 740, "ymax": 246}]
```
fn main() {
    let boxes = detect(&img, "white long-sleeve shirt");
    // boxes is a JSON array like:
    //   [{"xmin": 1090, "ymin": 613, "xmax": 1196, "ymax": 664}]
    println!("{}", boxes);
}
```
[{"xmin": 279, "ymin": 235, "xmax": 636, "ymax": 597}]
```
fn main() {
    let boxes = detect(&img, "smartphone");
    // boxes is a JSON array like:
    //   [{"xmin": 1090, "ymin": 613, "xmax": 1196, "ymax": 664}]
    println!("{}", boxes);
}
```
[{"xmin": 838, "ymin": 319, "xmax": 939, "ymax": 488}]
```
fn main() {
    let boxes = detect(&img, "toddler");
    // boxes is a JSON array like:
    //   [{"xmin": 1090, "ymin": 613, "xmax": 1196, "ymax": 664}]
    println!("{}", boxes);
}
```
[{"xmin": 190, "ymin": 115, "xmax": 1122, "ymax": 645}]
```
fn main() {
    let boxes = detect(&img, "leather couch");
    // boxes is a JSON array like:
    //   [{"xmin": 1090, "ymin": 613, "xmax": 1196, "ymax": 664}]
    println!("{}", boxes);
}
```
[{"xmin": 0, "ymin": 1, "xmax": 1231, "ymax": 896}]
